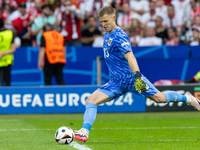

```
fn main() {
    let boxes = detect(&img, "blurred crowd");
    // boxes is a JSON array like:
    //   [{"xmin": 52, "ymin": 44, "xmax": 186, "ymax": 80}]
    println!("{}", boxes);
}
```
[{"xmin": 1, "ymin": 0, "xmax": 200, "ymax": 47}]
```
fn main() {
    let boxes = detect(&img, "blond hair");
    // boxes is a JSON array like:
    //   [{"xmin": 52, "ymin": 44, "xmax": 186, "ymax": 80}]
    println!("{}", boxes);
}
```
[{"xmin": 98, "ymin": 6, "xmax": 115, "ymax": 17}]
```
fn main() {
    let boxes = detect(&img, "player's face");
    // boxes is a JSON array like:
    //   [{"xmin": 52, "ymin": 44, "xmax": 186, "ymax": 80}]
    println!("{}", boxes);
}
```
[{"xmin": 99, "ymin": 14, "xmax": 117, "ymax": 34}]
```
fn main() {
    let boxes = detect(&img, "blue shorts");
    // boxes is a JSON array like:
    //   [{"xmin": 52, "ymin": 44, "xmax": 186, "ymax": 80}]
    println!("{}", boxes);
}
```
[{"xmin": 97, "ymin": 75, "xmax": 158, "ymax": 100}]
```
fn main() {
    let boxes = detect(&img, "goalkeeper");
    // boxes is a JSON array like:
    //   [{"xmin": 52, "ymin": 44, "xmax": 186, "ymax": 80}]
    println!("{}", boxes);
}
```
[{"xmin": 73, "ymin": 6, "xmax": 200, "ymax": 143}]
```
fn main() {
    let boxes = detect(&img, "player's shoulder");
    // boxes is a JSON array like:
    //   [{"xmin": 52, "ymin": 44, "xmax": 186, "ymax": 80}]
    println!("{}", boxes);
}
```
[
  {"xmin": 115, "ymin": 27, "xmax": 129, "ymax": 40},
  {"xmin": 114, "ymin": 28, "xmax": 129, "ymax": 44}
]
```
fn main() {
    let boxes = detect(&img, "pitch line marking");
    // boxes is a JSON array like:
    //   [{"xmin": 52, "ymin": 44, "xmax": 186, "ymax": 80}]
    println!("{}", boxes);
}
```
[
  {"xmin": 93, "ymin": 139, "xmax": 194, "ymax": 142},
  {"xmin": 0, "ymin": 126, "xmax": 200, "ymax": 131},
  {"xmin": 92, "ymin": 126, "xmax": 200, "ymax": 130},
  {"xmin": 69, "ymin": 141, "xmax": 92, "ymax": 150},
  {"xmin": 0, "ymin": 119, "xmax": 22, "ymax": 121}
]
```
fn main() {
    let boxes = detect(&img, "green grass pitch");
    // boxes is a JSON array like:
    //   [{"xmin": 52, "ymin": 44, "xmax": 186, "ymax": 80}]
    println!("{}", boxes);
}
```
[{"xmin": 0, "ymin": 112, "xmax": 200, "ymax": 150}]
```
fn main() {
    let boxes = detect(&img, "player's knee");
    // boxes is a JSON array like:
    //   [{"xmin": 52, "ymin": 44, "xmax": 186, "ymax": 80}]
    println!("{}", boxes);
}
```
[
  {"xmin": 149, "ymin": 93, "xmax": 167, "ymax": 103},
  {"xmin": 85, "ymin": 96, "xmax": 96, "ymax": 105},
  {"xmin": 153, "ymin": 97, "xmax": 166, "ymax": 103}
]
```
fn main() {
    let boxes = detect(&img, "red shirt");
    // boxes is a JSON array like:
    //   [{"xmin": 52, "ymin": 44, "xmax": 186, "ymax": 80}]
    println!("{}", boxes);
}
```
[
  {"xmin": 191, "ymin": 7, "xmax": 200, "ymax": 21},
  {"xmin": 165, "ymin": 38, "xmax": 179, "ymax": 46},
  {"xmin": 165, "ymin": 0, "xmax": 172, "ymax": 5},
  {"xmin": 20, "ymin": 13, "xmax": 31, "ymax": 29},
  {"xmin": 30, "ymin": 9, "xmax": 42, "ymax": 20},
  {"xmin": 61, "ymin": 11, "xmax": 82, "ymax": 42},
  {"xmin": 0, "ymin": 9, "xmax": 9, "ymax": 20},
  {"xmin": 15, "ymin": 0, "xmax": 26, "ymax": 4},
  {"xmin": 11, "ymin": 12, "xmax": 31, "ymax": 34}
]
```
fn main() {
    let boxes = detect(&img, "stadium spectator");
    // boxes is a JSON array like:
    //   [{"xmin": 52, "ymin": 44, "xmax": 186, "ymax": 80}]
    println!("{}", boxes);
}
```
[
  {"xmin": 165, "ymin": 27, "xmax": 185, "ymax": 46},
  {"xmin": 117, "ymin": 2, "xmax": 140, "ymax": 33},
  {"xmin": 31, "ymin": 4, "xmax": 55, "ymax": 46},
  {"xmin": 155, "ymin": 16, "xmax": 168, "ymax": 44},
  {"xmin": 0, "ymin": 0, "xmax": 18, "ymax": 9},
  {"xmin": 190, "ymin": 0, "xmax": 200, "ymax": 24},
  {"xmin": 81, "ymin": 16, "xmax": 101, "ymax": 46},
  {"xmin": 171, "ymin": 0, "xmax": 189, "ymax": 26},
  {"xmin": 115, "ymin": 0, "xmax": 130, "ymax": 13},
  {"xmin": 29, "ymin": 0, "xmax": 43, "ymax": 20},
  {"xmin": 15, "ymin": 0, "xmax": 26, "ymax": 5},
  {"xmin": 164, "ymin": 0, "xmax": 172, "ymax": 5},
  {"xmin": 141, "ymin": 1, "xmax": 158, "ymax": 26},
  {"xmin": 38, "ymin": 23, "xmax": 66, "ymax": 85},
  {"xmin": 186, "ymin": 15, "xmax": 200, "ymax": 43},
  {"xmin": 138, "ymin": 26, "xmax": 162, "ymax": 46},
  {"xmin": 58, "ymin": 0, "xmax": 84, "ymax": 46},
  {"xmin": 17, "ymin": 3, "xmax": 33, "ymax": 46},
  {"xmin": 130, "ymin": 18, "xmax": 142, "ymax": 36},
  {"xmin": 155, "ymin": 0, "xmax": 167, "ymax": 19},
  {"xmin": 76, "ymin": 0, "xmax": 86, "ymax": 16},
  {"xmin": 130, "ymin": 0, "xmax": 149, "ymax": 17},
  {"xmin": 129, "ymin": 27, "xmax": 141, "ymax": 46},
  {"xmin": 190, "ymin": 28, "xmax": 200, "ymax": 45},
  {"xmin": 92, "ymin": 28, "xmax": 105, "ymax": 47},
  {"xmin": 85, "ymin": 0, "xmax": 110, "ymax": 19},
  {"xmin": 163, "ymin": 4, "xmax": 183, "ymax": 32},
  {"xmin": 4, "ymin": 5, "xmax": 21, "ymax": 32},
  {"xmin": 0, "ymin": 3, "xmax": 11, "ymax": 21}
]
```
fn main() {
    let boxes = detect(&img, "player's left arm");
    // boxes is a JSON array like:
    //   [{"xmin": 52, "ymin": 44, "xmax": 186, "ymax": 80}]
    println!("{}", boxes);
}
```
[
  {"xmin": 124, "ymin": 52, "xmax": 148, "ymax": 93},
  {"xmin": 124, "ymin": 51, "xmax": 140, "ymax": 73},
  {"xmin": 117, "ymin": 35, "xmax": 148, "ymax": 93}
]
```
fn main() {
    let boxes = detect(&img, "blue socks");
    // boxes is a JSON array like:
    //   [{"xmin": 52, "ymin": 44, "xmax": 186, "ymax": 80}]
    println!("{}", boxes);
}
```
[
  {"xmin": 163, "ymin": 91, "xmax": 187, "ymax": 102},
  {"xmin": 81, "ymin": 92, "xmax": 186, "ymax": 131},
  {"xmin": 82, "ymin": 103, "xmax": 97, "ymax": 131}
]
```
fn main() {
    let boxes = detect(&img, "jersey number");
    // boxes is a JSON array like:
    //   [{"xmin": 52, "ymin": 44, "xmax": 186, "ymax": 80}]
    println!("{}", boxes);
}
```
[{"xmin": 103, "ymin": 48, "xmax": 109, "ymax": 58}]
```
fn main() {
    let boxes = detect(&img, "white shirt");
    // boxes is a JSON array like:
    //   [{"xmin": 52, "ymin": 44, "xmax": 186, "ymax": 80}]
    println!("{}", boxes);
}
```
[
  {"xmin": 171, "ymin": 0, "xmax": 189, "ymax": 24},
  {"xmin": 130, "ymin": 0, "xmax": 149, "ymax": 17},
  {"xmin": 163, "ymin": 13, "xmax": 183, "ymax": 28},
  {"xmin": 92, "ymin": 36, "xmax": 104, "ymax": 47},
  {"xmin": 141, "ymin": 12, "xmax": 158, "ymax": 24},
  {"xmin": 155, "ymin": 5, "xmax": 167, "ymax": 20},
  {"xmin": 85, "ymin": 0, "xmax": 109, "ymax": 13},
  {"xmin": 117, "ymin": 12, "xmax": 140, "ymax": 27},
  {"xmin": 130, "ymin": 35, "xmax": 141, "ymax": 46},
  {"xmin": 138, "ymin": 37, "xmax": 162, "ymax": 46},
  {"xmin": 186, "ymin": 26, "xmax": 200, "ymax": 41},
  {"xmin": 190, "ymin": 41, "xmax": 199, "ymax": 46}
]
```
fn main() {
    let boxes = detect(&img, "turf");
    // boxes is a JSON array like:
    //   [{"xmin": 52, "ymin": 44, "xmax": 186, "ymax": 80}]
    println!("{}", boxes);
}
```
[{"xmin": 0, "ymin": 112, "xmax": 200, "ymax": 150}]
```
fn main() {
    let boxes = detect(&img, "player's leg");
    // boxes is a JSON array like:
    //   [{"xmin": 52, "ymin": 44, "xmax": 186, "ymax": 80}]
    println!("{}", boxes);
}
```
[
  {"xmin": 140, "ymin": 75, "xmax": 200, "ymax": 111},
  {"xmin": 148, "ymin": 91, "xmax": 186, "ymax": 103},
  {"xmin": 74, "ymin": 81, "xmax": 125, "ymax": 142},
  {"xmin": 73, "ymin": 90, "xmax": 110, "ymax": 143},
  {"xmin": 148, "ymin": 91, "xmax": 200, "ymax": 111}
]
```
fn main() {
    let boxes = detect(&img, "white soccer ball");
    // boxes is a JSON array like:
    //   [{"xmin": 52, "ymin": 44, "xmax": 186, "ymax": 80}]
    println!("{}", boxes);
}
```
[{"xmin": 55, "ymin": 126, "xmax": 74, "ymax": 144}]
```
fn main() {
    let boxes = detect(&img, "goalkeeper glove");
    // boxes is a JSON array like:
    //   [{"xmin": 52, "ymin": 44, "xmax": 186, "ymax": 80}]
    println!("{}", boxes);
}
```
[{"xmin": 134, "ymin": 71, "xmax": 148, "ymax": 93}]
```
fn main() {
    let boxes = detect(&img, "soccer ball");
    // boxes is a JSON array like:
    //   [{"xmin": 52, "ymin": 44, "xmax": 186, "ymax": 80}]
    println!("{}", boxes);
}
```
[{"xmin": 55, "ymin": 126, "xmax": 74, "ymax": 144}]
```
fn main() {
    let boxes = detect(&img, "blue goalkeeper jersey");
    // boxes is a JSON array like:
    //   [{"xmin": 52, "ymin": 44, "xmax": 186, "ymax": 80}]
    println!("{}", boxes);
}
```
[{"xmin": 103, "ymin": 27, "xmax": 134, "ymax": 83}]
